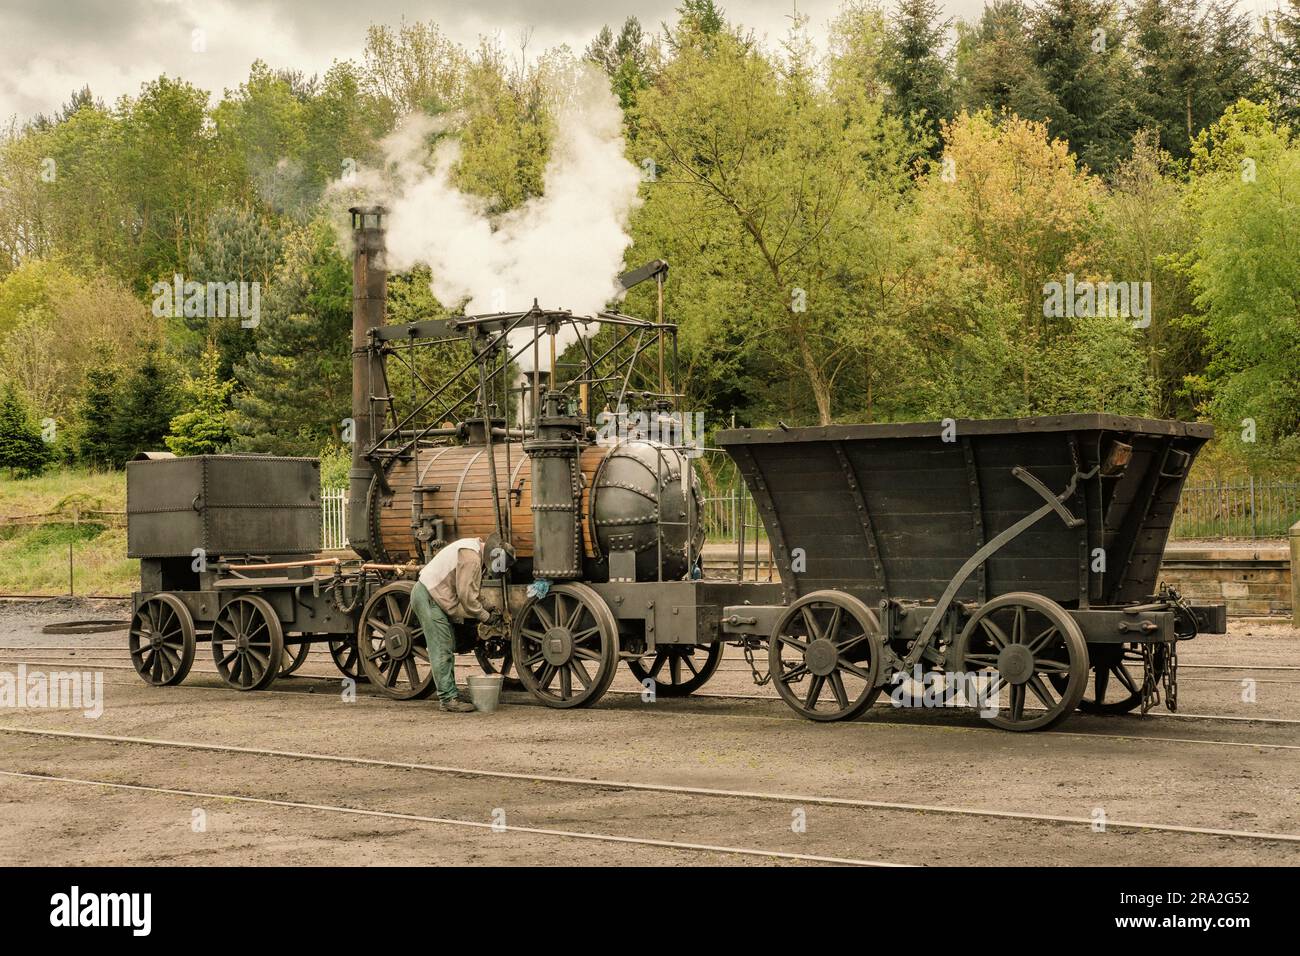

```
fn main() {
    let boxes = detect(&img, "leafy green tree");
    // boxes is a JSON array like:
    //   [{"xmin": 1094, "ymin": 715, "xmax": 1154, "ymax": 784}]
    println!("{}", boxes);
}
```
[
  {"xmin": 1185, "ymin": 101, "xmax": 1300, "ymax": 461},
  {"xmin": 0, "ymin": 381, "xmax": 51, "ymax": 476},
  {"xmin": 635, "ymin": 14, "xmax": 913, "ymax": 424},
  {"xmin": 166, "ymin": 346, "xmax": 236, "ymax": 456}
]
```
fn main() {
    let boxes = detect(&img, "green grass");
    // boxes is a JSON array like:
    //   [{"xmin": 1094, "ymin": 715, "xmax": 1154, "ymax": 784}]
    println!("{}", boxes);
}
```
[{"xmin": 0, "ymin": 468, "xmax": 137, "ymax": 595}]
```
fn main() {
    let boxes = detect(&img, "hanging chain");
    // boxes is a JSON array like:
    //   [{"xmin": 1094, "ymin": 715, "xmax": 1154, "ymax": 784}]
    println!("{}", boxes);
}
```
[
  {"xmin": 736, "ymin": 638, "xmax": 772, "ymax": 686},
  {"xmin": 1163, "ymin": 639, "xmax": 1179, "ymax": 712},
  {"xmin": 1138, "ymin": 641, "xmax": 1161, "ymax": 714}
]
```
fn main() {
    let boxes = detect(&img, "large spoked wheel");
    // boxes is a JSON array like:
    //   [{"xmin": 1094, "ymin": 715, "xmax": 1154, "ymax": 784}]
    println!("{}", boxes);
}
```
[
  {"xmin": 627, "ymin": 642, "xmax": 723, "ymax": 697},
  {"xmin": 279, "ymin": 639, "xmax": 312, "ymax": 677},
  {"xmin": 1050, "ymin": 641, "xmax": 1166, "ymax": 715},
  {"xmin": 211, "ymin": 595, "xmax": 284, "ymax": 691},
  {"xmin": 951, "ymin": 592, "xmax": 1088, "ymax": 732},
  {"xmin": 769, "ymin": 590, "xmax": 883, "ymax": 722},
  {"xmin": 356, "ymin": 582, "xmax": 439, "ymax": 700},
  {"xmin": 474, "ymin": 631, "xmax": 522, "ymax": 689},
  {"xmin": 511, "ymin": 582, "xmax": 618, "ymax": 709},
  {"xmin": 328, "ymin": 638, "xmax": 369, "ymax": 683},
  {"xmin": 128, "ymin": 594, "xmax": 196, "ymax": 686}
]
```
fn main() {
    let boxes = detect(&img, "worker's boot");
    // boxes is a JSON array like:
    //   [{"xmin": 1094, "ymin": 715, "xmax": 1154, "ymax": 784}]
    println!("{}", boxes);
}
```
[{"xmin": 439, "ymin": 697, "xmax": 476, "ymax": 713}]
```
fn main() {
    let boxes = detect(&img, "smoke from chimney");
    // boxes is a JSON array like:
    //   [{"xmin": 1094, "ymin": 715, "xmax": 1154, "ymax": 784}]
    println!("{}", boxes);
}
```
[{"xmin": 350, "ymin": 64, "xmax": 642, "ymax": 362}]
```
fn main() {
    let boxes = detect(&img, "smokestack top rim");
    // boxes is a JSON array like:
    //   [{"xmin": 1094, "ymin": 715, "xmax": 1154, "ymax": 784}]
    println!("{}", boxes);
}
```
[{"xmin": 349, "ymin": 205, "xmax": 389, "ymax": 233}]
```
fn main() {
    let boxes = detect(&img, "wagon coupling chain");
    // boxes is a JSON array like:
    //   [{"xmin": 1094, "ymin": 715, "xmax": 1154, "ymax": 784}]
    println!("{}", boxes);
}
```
[
  {"xmin": 1139, "ymin": 642, "xmax": 1161, "ymax": 715},
  {"xmin": 733, "ymin": 637, "xmax": 771, "ymax": 686},
  {"xmin": 328, "ymin": 566, "xmax": 367, "ymax": 615},
  {"xmin": 1164, "ymin": 639, "xmax": 1179, "ymax": 712}
]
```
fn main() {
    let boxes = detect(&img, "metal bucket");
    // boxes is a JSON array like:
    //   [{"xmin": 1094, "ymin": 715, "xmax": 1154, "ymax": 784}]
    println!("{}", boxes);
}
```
[{"xmin": 466, "ymin": 674, "xmax": 503, "ymax": 713}]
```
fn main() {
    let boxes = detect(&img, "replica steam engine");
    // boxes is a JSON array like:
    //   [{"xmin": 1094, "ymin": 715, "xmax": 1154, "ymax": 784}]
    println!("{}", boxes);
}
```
[{"xmin": 124, "ymin": 204, "xmax": 1228, "ymax": 731}]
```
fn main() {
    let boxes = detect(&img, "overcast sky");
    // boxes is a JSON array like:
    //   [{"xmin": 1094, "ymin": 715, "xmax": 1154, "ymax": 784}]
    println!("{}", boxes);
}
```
[{"xmin": 0, "ymin": 0, "xmax": 1278, "ymax": 125}]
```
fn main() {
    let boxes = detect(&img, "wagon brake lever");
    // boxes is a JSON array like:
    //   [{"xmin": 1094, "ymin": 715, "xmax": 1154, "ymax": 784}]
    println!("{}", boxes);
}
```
[{"xmin": 1012, "ymin": 466, "xmax": 1098, "ymax": 529}]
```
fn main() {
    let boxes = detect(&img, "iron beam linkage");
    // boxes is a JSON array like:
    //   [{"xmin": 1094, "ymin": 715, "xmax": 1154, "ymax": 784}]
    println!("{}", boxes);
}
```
[{"xmin": 901, "ymin": 465, "xmax": 1099, "ymax": 676}]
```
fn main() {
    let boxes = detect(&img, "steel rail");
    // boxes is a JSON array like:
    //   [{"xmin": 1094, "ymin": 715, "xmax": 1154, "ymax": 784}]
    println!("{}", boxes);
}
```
[
  {"xmin": 3, "ymin": 655, "xmax": 1299, "ymax": 730},
  {"xmin": 1, "ymin": 727, "xmax": 1296, "ymax": 844},
  {"xmin": 0, "ymin": 768, "xmax": 895, "ymax": 867}
]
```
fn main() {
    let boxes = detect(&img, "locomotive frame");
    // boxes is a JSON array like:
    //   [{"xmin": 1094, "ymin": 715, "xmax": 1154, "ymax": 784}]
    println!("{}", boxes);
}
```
[{"xmin": 124, "ymin": 205, "xmax": 1227, "ymax": 732}]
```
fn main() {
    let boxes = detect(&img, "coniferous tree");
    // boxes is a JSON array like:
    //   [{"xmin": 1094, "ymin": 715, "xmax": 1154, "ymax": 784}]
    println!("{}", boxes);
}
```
[
  {"xmin": 0, "ymin": 381, "xmax": 51, "ymax": 476},
  {"xmin": 1265, "ymin": 0, "xmax": 1300, "ymax": 124},
  {"xmin": 106, "ymin": 346, "xmax": 178, "ymax": 465},
  {"xmin": 882, "ymin": 0, "xmax": 955, "ymax": 152},
  {"xmin": 76, "ymin": 353, "xmax": 118, "ymax": 468},
  {"xmin": 231, "ymin": 217, "xmax": 351, "ymax": 454},
  {"xmin": 1128, "ymin": 0, "xmax": 1259, "ymax": 159},
  {"xmin": 1029, "ymin": 0, "xmax": 1140, "ymax": 173}
]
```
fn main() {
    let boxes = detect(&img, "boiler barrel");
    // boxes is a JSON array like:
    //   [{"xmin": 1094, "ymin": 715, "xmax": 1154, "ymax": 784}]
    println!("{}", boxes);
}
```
[{"xmin": 371, "ymin": 442, "xmax": 607, "ymax": 563}]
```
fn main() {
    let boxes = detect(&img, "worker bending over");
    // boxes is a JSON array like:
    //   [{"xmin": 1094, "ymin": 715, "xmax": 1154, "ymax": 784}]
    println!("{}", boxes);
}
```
[{"xmin": 413, "ymin": 536, "xmax": 499, "ymax": 713}]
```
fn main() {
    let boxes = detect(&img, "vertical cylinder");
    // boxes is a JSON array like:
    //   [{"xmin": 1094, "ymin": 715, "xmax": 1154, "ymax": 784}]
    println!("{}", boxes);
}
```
[
  {"xmin": 348, "ymin": 205, "xmax": 387, "ymax": 559},
  {"xmin": 525, "ymin": 392, "xmax": 585, "ymax": 579}
]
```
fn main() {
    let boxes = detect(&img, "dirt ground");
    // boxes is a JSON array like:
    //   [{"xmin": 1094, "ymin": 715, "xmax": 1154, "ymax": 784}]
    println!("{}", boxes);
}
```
[{"xmin": 0, "ymin": 597, "xmax": 1296, "ymax": 866}]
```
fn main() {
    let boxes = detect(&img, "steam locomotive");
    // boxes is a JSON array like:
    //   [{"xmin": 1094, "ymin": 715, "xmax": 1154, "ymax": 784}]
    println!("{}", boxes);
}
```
[{"xmin": 124, "ymin": 205, "xmax": 1226, "ymax": 731}]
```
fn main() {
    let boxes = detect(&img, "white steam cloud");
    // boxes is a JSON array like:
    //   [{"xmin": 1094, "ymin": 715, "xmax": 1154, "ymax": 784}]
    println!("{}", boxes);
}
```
[{"xmin": 378, "ymin": 66, "xmax": 642, "ymax": 324}]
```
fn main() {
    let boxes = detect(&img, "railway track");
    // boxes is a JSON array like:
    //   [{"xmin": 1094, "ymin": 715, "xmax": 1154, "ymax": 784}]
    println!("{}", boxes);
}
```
[
  {"xmin": 0, "ymin": 768, "xmax": 896, "ymax": 867},
  {"xmin": 1, "ymin": 725, "xmax": 1297, "ymax": 847},
  {"xmin": 2, "ymin": 664, "xmax": 1298, "ymax": 756}
]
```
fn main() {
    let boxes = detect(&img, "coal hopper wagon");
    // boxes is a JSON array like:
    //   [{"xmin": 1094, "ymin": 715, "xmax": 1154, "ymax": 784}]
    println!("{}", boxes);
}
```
[
  {"xmin": 122, "ymin": 204, "xmax": 1225, "ymax": 732},
  {"xmin": 715, "ymin": 417, "xmax": 1228, "ymax": 730}
]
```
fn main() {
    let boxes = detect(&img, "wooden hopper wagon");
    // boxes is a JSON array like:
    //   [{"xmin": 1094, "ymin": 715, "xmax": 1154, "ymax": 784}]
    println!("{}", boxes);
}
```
[{"xmin": 714, "ymin": 417, "xmax": 1227, "ymax": 730}]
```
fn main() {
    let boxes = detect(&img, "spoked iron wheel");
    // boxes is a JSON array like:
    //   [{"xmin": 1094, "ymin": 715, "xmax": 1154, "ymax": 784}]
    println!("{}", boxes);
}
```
[
  {"xmin": 211, "ymin": 595, "xmax": 285, "ymax": 691},
  {"xmin": 279, "ymin": 639, "xmax": 312, "ymax": 677},
  {"xmin": 356, "ymin": 582, "xmax": 439, "ymax": 700},
  {"xmin": 768, "ymin": 590, "xmax": 883, "ymax": 722},
  {"xmin": 474, "ymin": 632, "xmax": 522, "ymax": 689},
  {"xmin": 328, "ymin": 638, "xmax": 368, "ymax": 683},
  {"xmin": 510, "ymin": 582, "xmax": 618, "ymax": 708},
  {"xmin": 1050, "ymin": 641, "xmax": 1166, "ymax": 715},
  {"xmin": 951, "ymin": 592, "xmax": 1088, "ymax": 731},
  {"xmin": 627, "ymin": 641, "xmax": 723, "ymax": 697},
  {"xmin": 128, "ymin": 593, "xmax": 196, "ymax": 686}
]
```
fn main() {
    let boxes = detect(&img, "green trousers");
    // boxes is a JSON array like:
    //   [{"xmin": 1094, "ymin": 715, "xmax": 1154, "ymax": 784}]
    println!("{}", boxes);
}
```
[{"xmin": 411, "ymin": 582, "xmax": 459, "ymax": 702}]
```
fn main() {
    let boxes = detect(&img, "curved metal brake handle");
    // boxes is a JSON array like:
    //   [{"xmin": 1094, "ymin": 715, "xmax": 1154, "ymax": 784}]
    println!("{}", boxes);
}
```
[{"xmin": 1011, "ymin": 466, "xmax": 1099, "ymax": 529}]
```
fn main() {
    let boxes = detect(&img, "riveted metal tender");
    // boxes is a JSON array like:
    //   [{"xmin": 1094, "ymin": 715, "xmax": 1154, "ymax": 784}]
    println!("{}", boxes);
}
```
[
  {"xmin": 123, "ymin": 204, "xmax": 1225, "ymax": 730},
  {"xmin": 714, "ymin": 416, "xmax": 1226, "ymax": 730}
]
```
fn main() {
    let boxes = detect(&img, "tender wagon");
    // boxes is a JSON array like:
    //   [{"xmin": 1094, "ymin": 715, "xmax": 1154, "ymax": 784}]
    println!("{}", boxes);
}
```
[{"xmin": 715, "ymin": 416, "xmax": 1227, "ymax": 730}]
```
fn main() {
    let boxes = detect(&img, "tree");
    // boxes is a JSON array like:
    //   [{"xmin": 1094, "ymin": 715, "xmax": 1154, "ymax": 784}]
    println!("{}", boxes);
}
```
[
  {"xmin": 954, "ymin": 2, "xmax": 1054, "ymax": 122},
  {"xmin": 76, "ymin": 355, "xmax": 118, "ymax": 469},
  {"xmin": 882, "ymin": 0, "xmax": 955, "ymax": 152},
  {"xmin": 166, "ymin": 346, "xmax": 236, "ymax": 455},
  {"xmin": 1128, "ymin": 0, "xmax": 1260, "ymax": 159},
  {"xmin": 1185, "ymin": 101, "xmax": 1300, "ymax": 461},
  {"xmin": 1265, "ymin": 0, "xmax": 1300, "ymax": 125},
  {"xmin": 588, "ymin": 18, "xmax": 655, "ymax": 110},
  {"xmin": 106, "ymin": 346, "xmax": 178, "ymax": 465},
  {"xmin": 1028, "ymin": 0, "xmax": 1140, "ymax": 173},
  {"xmin": 232, "ymin": 217, "xmax": 352, "ymax": 454},
  {"xmin": 635, "ymin": 15, "xmax": 914, "ymax": 424},
  {"xmin": 0, "ymin": 381, "xmax": 51, "ymax": 476}
]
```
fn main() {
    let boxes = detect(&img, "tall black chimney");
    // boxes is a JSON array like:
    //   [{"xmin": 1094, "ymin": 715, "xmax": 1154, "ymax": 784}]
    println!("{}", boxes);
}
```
[{"xmin": 348, "ymin": 205, "xmax": 387, "ymax": 559}]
